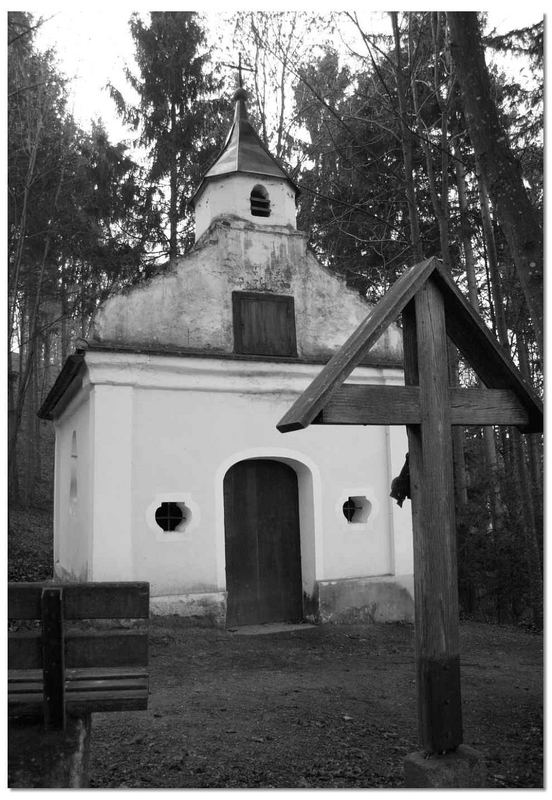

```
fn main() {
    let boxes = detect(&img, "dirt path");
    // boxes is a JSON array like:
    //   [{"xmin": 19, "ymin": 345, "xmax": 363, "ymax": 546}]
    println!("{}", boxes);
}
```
[{"xmin": 88, "ymin": 617, "xmax": 542, "ymax": 788}]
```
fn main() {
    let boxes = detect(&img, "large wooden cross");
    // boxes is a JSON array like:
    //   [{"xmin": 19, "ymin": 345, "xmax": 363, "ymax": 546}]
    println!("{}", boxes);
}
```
[{"xmin": 277, "ymin": 257, "xmax": 542, "ymax": 754}]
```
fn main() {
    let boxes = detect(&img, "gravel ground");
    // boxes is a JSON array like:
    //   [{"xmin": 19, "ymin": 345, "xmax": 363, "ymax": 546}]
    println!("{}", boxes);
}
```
[{"xmin": 88, "ymin": 616, "xmax": 543, "ymax": 789}]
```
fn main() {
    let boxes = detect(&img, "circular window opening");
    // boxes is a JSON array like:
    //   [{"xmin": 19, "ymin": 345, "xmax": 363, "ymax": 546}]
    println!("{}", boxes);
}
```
[
  {"xmin": 342, "ymin": 496, "xmax": 372, "ymax": 524},
  {"xmin": 155, "ymin": 502, "xmax": 188, "ymax": 532}
]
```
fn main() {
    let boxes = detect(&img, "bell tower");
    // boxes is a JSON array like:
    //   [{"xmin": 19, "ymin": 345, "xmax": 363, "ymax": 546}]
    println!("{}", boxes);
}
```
[{"xmin": 191, "ymin": 84, "xmax": 299, "ymax": 240}]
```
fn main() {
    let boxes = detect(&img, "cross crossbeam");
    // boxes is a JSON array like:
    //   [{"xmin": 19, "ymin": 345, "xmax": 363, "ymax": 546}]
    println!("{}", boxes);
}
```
[{"xmin": 314, "ymin": 384, "xmax": 530, "ymax": 427}]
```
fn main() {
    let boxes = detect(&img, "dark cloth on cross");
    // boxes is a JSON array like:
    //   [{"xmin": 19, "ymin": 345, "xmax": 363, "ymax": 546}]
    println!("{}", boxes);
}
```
[{"xmin": 390, "ymin": 453, "xmax": 410, "ymax": 507}]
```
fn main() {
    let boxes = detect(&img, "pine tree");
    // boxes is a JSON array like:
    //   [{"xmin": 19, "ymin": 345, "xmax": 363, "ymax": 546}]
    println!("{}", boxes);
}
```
[
  {"xmin": 8, "ymin": 12, "xmax": 154, "ymax": 503},
  {"xmin": 110, "ymin": 12, "xmax": 229, "ymax": 257}
]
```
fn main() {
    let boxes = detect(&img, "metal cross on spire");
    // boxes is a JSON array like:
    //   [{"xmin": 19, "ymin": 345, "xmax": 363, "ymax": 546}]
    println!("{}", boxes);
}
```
[{"xmin": 222, "ymin": 53, "xmax": 254, "ymax": 90}]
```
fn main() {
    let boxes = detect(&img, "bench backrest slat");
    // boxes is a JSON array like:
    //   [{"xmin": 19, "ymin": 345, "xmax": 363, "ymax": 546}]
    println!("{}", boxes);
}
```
[
  {"xmin": 9, "ymin": 582, "xmax": 149, "ymax": 620},
  {"xmin": 67, "ymin": 630, "xmax": 148, "ymax": 668},
  {"xmin": 9, "ymin": 629, "xmax": 148, "ymax": 670},
  {"xmin": 9, "ymin": 633, "xmax": 42, "ymax": 669}
]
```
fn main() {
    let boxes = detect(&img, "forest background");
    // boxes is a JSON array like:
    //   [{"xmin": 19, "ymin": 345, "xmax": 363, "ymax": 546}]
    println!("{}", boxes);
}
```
[{"xmin": 7, "ymin": 10, "xmax": 543, "ymax": 628}]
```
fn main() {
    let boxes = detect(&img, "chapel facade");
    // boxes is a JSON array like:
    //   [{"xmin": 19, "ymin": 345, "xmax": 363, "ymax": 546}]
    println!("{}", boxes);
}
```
[{"xmin": 39, "ymin": 86, "xmax": 414, "ymax": 625}]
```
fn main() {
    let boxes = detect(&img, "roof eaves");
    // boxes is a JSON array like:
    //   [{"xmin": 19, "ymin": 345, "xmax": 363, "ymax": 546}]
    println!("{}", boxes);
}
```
[{"xmin": 37, "ymin": 353, "xmax": 86, "ymax": 421}]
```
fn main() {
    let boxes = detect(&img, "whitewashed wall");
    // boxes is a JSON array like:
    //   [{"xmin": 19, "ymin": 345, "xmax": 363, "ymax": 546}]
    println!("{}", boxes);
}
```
[
  {"xmin": 56, "ymin": 351, "xmax": 413, "ymax": 618},
  {"xmin": 53, "ymin": 387, "xmax": 92, "ymax": 581}
]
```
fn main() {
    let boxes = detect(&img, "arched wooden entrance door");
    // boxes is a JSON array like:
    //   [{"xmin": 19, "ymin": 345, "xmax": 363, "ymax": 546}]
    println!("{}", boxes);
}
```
[{"xmin": 223, "ymin": 459, "xmax": 303, "ymax": 627}]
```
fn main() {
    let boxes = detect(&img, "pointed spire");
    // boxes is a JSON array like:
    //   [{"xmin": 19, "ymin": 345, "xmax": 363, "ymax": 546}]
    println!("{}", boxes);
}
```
[{"xmin": 190, "ymin": 69, "xmax": 300, "ymax": 208}]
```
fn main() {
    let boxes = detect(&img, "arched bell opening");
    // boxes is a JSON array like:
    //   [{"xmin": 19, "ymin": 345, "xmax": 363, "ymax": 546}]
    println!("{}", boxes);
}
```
[{"xmin": 250, "ymin": 184, "xmax": 270, "ymax": 217}]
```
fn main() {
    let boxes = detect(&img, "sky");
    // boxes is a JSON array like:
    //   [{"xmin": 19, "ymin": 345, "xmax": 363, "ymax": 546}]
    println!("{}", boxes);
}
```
[{"xmin": 26, "ymin": 5, "xmax": 545, "ymax": 146}]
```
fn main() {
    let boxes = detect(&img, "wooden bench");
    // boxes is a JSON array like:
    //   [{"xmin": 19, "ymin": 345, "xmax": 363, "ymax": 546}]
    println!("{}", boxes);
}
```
[{"xmin": 8, "ymin": 582, "xmax": 149, "ymax": 730}]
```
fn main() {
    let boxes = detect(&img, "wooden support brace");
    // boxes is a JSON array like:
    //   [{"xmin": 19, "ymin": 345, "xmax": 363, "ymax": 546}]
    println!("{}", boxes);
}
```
[
  {"xmin": 41, "ymin": 588, "xmax": 65, "ymax": 730},
  {"xmin": 277, "ymin": 257, "xmax": 439, "ymax": 432}
]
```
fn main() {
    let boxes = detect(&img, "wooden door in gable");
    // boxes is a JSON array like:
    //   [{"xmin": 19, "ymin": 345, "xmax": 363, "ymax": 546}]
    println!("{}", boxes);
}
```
[{"xmin": 223, "ymin": 459, "xmax": 303, "ymax": 627}]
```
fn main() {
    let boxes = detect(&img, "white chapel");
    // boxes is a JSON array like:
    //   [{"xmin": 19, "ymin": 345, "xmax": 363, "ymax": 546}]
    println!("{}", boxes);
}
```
[{"xmin": 39, "ymin": 86, "xmax": 415, "ymax": 626}]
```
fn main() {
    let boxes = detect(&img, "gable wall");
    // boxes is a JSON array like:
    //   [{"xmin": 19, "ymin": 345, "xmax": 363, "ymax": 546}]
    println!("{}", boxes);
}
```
[{"xmin": 91, "ymin": 216, "xmax": 402, "ymax": 364}]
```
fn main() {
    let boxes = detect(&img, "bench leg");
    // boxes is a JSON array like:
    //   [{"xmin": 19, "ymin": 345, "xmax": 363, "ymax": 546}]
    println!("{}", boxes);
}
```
[{"xmin": 8, "ymin": 713, "xmax": 92, "ymax": 788}]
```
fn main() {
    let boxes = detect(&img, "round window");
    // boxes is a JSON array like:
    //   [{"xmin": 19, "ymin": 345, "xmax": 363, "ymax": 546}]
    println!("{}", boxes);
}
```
[
  {"xmin": 155, "ymin": 502, "xmax": 186, "ymax": 532},
  {"xmin": 342, "ymin": 496, "xmax": 372, "ymax": 524}
]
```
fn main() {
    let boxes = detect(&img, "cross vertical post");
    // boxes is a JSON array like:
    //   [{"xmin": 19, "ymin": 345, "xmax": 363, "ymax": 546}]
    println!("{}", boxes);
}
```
[{"xmin": 403, "ymin": 279, "xmax": 463, "ymax": 753}]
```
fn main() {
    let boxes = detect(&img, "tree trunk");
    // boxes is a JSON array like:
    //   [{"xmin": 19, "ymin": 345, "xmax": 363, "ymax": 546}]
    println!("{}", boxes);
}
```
[
  {"xmin": 476, "ymin": 149, "xmax": 542, "ymax": 624},
  {"xmin": 390, "ymin": 12, "xmax": 423, "ymax": 263},
  {"xmin": 8, "ymin": 352, "xmax": 19, "ymax": 502},
  {"xmin": 8, "ymin": 165, "xmax": 65, "ymax": 494},
  {"xmin": 60, "ymin": 274, "xmax": 69, "ymax": 364},
  {"xmin": 454, "ymin": 141, "xmax": 504, "ymax": 520},
  {"xmin": 408, "ymin": 14, "xmax": 468, "ymax": 508},
  {"xmin": 9, "ymin": 114, "xmax": 43, "ymax": 350},
  {"xmin": 169, "ymin": 100, "xmax": 178, "ymax": 260},
  {"xmin": 511, "ymin": 428, "xmax": 542, "ymax": 628},
  {"xmin": 516, "ymin": 335, "xmax": 543, "ymax": 529},
  {"xmin": 476, "ymin": 167, "xmax": 509, "ymax": 348},
  {"xmin": 409, "ymin": 13, "xmax": 451, "ymax": 269},
  {"xmin": 9, "ymin": 112, "xmax": 42, "ymax": 501},
  {"xmin": 24, "ymin": 352, "xmax": 39, "ymax": 505},
  {"xmin": 446, "ymin": 11, "xmax": 543, "ymax": 360},
  {"xmin": 454, "ymin": 143, "xmax": 478, "ymax": 307}
]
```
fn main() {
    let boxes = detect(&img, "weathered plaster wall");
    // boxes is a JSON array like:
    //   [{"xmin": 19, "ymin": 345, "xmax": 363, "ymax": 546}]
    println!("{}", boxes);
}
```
[
  {"xmin": 90, "ymin": 216, "xmax": 402, "ymax": 364},
  {"xmin": 317, "ymin": 575, "xmax": 415, "ymax": 623},
  {"xmin": 194, "ymin": 173, "xmax": 297, "ymax": 238}
]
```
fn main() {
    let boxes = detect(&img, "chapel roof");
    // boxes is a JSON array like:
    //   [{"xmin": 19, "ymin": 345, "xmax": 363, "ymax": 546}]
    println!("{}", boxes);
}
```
[{"xmin": 191, "ymin": 86, "xmax": 299, "ymax": 205}]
